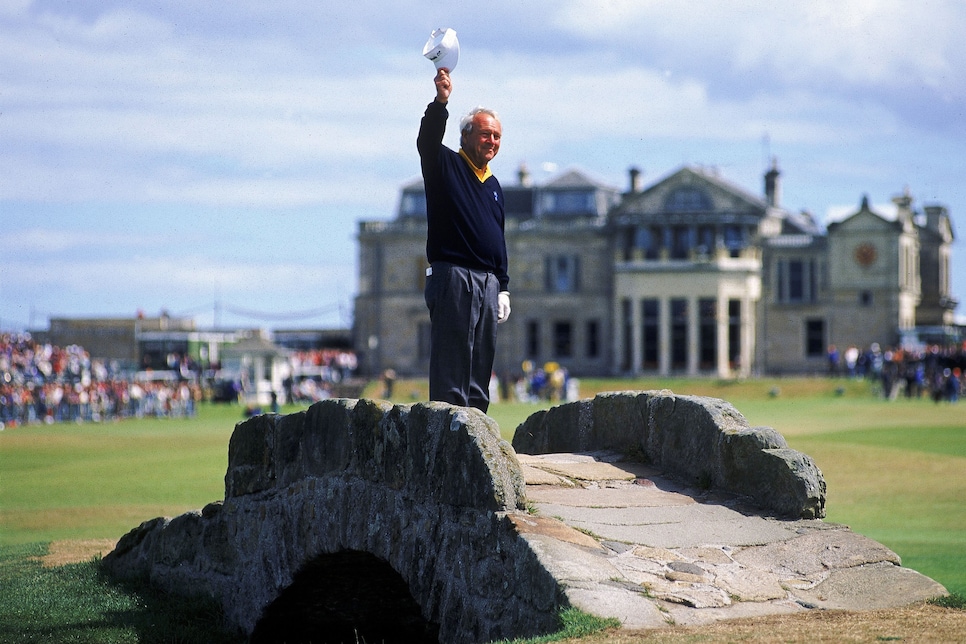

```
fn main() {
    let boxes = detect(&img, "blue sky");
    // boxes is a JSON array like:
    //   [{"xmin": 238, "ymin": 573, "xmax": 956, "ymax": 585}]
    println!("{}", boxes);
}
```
[{"xmin": 2, "ymin": 1, "xmax": 965, "ymax": 332}]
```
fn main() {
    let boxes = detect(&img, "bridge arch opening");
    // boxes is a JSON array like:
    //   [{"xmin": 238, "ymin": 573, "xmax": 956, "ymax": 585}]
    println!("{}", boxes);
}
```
[{"xmin": 249, "ymin": 550, "xmax": 440, "ymax": 644}]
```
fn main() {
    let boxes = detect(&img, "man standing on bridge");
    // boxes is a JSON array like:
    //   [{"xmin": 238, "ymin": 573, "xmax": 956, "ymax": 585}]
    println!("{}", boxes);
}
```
[{"xmin": 417, "ymin": 66, "xmax": 510, "ymax": 412}]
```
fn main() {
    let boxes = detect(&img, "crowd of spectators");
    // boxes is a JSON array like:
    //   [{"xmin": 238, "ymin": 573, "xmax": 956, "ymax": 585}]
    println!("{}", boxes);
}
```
[
  {"xmin": 0, "ymin": 332, "xmax": 364, "ymax": 428},
  {"xmin": 509, "ymin": 360, "xmax": 580, "ymax": 403},
  {"xmin": 1, "ymin": 332, "xmax": 201, "ymax": 428},
  {"xmin": 282, "ymin": 348, "xmax": 358, "ymax": 403},
  {"xmin": 828, "ymin": 342, "xmax": 964, "ymax": 402},
  {"xmin": 5, "ymin": 330, "xmax": 960, "ymax": 428}
]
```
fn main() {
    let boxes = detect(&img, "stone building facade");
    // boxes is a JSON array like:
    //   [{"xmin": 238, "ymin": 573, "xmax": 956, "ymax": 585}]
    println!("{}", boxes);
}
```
[{"xmin": 354, "ymin": 162, "xmax": 957, "ymax": 379}]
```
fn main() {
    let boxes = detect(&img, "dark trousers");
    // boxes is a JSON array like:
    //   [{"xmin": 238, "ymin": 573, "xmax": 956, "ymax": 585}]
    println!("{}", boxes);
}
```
[{"xmin": 424, "ymin": 262, "xmax": 498, "ymax": 412}]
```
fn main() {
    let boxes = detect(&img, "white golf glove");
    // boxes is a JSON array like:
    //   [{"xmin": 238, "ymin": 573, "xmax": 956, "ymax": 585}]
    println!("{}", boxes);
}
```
[{"xmin": 497, "ymin": 291, "xmax": 511, "ymax": 323}]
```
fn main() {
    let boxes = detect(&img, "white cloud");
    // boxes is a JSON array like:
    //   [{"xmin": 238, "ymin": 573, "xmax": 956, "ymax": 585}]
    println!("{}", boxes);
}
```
[
  {"xmin": 0, "ymin": 0, "xmax": 31, "ymax": 17},
  {"xmin": 1, "ymin": 2, "xmax": 964, "ymax": 330},
  {"xmin": 5, "ymin": 254, "xmax": 351, "ymax": 304},
  {"xmin": 3, "ymin": 228, "xmax": 156, "ymax": 254},
  {"xmin": 552, "ymin": 0, "xmax": 963, "ymax": 87}
]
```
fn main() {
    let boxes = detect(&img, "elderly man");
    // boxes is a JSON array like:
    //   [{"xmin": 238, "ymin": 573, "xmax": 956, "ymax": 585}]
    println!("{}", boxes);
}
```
[{"xmin": 417, "ymin": 67, "xmax": 510, "ymax": 412}]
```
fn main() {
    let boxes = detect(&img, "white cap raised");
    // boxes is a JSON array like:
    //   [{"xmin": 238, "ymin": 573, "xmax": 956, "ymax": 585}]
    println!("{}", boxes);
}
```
[{"xmin": 422, "ymin": 28, "xmax": 459, "ymax": 71}]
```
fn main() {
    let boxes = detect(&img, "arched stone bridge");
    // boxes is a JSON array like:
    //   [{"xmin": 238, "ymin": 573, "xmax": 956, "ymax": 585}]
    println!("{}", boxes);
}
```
[
  {"xmin": 104, "ymin": 398, "xmax": 555, "ymax": 643},
  {"xmin": 102, "ymin": 392, "xmax": 942, "ymax": 643}
]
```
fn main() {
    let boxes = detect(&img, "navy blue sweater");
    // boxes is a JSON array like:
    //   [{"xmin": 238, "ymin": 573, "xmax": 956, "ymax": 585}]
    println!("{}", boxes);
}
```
[{"xmin": 417, "ymin": 100, "xmax": 509, "ymax": 292}]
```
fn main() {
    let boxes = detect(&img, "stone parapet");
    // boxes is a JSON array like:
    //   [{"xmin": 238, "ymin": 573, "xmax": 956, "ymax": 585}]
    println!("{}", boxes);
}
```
[{"xmin": 511, "ymin": 390, "xmax": 826, "ymax": 519}]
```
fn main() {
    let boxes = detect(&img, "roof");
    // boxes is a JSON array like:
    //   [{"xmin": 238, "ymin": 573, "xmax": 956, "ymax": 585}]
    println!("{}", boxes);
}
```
[
  {"xmin": 544, "ymin": 168, "xmax": 616, "ymax": 191},
  {"xmin": 616, "ymin": 165, "xmax": 768, "ymax": 218}
]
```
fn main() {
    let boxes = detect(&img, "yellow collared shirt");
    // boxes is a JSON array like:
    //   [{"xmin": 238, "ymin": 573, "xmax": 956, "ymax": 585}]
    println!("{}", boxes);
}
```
[{"xmin": 458, "ymin": 148, "xmax": 493, "ymax": 183}]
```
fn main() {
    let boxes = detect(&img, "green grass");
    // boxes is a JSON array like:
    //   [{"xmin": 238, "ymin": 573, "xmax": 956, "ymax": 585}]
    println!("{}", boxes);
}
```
[
  {"xmin": 1, "ymin": 405, "xmax": 241, "ymax": 545},
  {"xmin": 502, "ymin": 607, "xmax": 620, "ymax": 643},
  {"xmin": 789, "ymin": 427, "xmax": 966, "ymax": 597},
  {"xmin": 0, "ymin": 542, "xmax": 239, "ymax": 643},
  {"xmin": 0, "ymin": 380, "xmax": 963, "ymax": 641}
]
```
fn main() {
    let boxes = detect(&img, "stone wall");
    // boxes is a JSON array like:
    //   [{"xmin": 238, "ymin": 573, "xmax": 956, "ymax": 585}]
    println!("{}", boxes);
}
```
[{"xmin": 512, "ymin": 390, "xmax": 826, "ymax": 519}]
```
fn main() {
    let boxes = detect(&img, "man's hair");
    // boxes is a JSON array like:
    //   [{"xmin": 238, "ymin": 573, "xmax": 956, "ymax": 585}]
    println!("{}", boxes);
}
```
[{"xmin": 460, "ymin": 107, "xmax": 500, "ymax": 135}]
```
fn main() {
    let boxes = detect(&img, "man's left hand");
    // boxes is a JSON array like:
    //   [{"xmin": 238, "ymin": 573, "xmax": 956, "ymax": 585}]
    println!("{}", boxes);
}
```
[
  {"xmin": 497, "ymin": 292, "xmax": 511, "ymax": 323},
  {"xmin": 434, "ymin": 68, "xmax": 451, "ymax": 104}
]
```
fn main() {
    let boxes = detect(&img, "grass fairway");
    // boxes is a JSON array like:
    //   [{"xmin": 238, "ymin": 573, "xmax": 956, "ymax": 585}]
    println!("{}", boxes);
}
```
[
  {"xmin": 1, "ymin": 404, "xmax": 241, "ymax": 545},
  {"xmin": 1, "ymin": 380, "xmax": 964, "ymax": 600},
  {"xmin": 790, "ymin": 425, "xmax": 966, "ymax": 598}
]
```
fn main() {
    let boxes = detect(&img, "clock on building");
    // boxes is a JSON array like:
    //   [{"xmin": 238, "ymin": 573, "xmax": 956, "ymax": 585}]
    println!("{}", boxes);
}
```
[{"xmin": 854, "ymin": 243, "xmax": 877, "ymax": 267}]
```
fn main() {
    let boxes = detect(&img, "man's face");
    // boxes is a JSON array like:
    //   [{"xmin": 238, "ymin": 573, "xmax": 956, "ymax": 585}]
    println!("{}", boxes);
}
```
[{"xmin": 461, "ymin": 113, "xmax": 501, "ymax": 169}]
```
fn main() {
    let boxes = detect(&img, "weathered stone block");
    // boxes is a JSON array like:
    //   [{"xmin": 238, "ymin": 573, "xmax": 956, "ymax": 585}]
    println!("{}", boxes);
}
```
[
  {"xmin": 302, "ymin": 398, "xmax": 356, "ymax": 476},
  {"xmin": 274, "ymin": 410, "xmax": 306, "ymax": 488},
  {"xmin": 754, "ymin": 448, "xmax": 826, "ymax": 519},
  {"xmin": 225, "ymin": 414, "xmax": 277, "ymax": 497},
  {"xmin": 591, "ymin": 391, "xmax": 650, "ymax": 453},
  {"xmin": 511, "ymin": 408, "xmax": 549, "ymax": 454}
]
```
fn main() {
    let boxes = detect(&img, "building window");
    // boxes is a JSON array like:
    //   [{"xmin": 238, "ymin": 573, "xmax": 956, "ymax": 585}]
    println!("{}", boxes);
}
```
[
  {"xmin": 859, "ymin": 291, "xmax": 873, "ymax": 306},
  {"xmin": 790, "ymin": 260, "xmax": 805, "ymax": 300},
  {"xmin": 696, "ymin": 225, "xmax": 715, "ymax": 257},
  {"xmin": 671, "ymin": 226, "xmax": 692, "ymax": 260},
  {"xmin": 546, "ymin": 255, "xmax": 580, "ymax": 293},
  {"xmin": 671, "ymin": 298, "xmax": 688, "ymax": 370},
  {"xmin": 585, "ymin": 320, "xmax": 600, "ymax": 359},
  {"xmin": 805, "ymin": 319, "xmax": 825, "ymax": 357},
  {"xmin": 526, "ymin": 320, "xmax": 540, "ymax": 359},
  {"xmin": 540, "ymin": 190, "xmax": 595, "ymax": 215},
  {"xmin": 553, "ymin": 322, "xmax": 573, "ymax": 358},
  {"xmin": 728, "ymin": 299, "xmax": 741, "ymax": 369},
  {"xmin": 641, "ymin": 299, "xmax": 659, "ymax": 369},
  {"xmin": 664, "ymin": 187, "xmax": 712, "ymax": 212},
  {"xmin": 776, "ymin": 258, "xmax": 818, "ymax": 303},
  {"xmin": 634, "ymin": 226, "xmax": 660, "ymax": 260},
  {"xmin": 699, "ymin": 298, "xmax": 716, "ymax": 370},
  {"xmin": 620, "ymin": 227, "xmax": 634, "ymax": 260},
  {"xmin": 723, "ymin": 225, "xmax": 746, "ymax": 257}
]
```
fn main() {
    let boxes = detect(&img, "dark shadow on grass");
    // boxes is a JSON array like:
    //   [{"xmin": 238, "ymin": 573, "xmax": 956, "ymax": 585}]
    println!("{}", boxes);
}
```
[
  {"xmin": 0, "ymin": 543, "xmax": 242, "ymax": 643},
  {"xmin": 94, "ymin": 559, "xmax": 245, "ymax": 644}
]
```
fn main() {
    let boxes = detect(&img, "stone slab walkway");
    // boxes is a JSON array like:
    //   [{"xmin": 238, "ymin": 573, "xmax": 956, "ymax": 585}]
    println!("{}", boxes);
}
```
[{"xmin": 512, "ymin": 451, "xmax": 948, "ymax": 630}]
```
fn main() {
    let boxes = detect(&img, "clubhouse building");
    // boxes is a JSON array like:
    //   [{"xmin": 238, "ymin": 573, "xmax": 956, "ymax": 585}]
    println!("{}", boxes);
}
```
[{"xmin": 353, "ymin": 162, "xmax": 957, "ymax": 379}]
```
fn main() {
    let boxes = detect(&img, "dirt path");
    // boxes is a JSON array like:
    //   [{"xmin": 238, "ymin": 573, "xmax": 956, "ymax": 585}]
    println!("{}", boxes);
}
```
[
  {"xmin": 34, "ymin": 539, "xmax": 118, "ymax": 568},
  {"xmin": 565, "ymin": 602, "xmax": 966, "ymax": 643}
]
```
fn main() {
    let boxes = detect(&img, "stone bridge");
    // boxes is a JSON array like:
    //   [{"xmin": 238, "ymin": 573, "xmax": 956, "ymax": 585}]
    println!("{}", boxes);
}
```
[{"xmin": 102, "ymin": 391, "xmax": 944, "ymax": 643}]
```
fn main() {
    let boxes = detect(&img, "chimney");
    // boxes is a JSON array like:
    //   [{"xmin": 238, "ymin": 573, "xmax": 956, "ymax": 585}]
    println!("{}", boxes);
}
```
[
  {"xmin": 892, "ymin": 186, "xmax": 916, "ymax": 228},
  {"xmin": 628, "ymin": 166, "xmax": 642, "ymax": 193},
  {"xmin": 764, "ymin": 157, "xmax": 781, "ymax": 207},
  {"xmin": 924, "ymin": 205, "xmax": 947, "ymax": 233},
  {"xmin": 518, "ymin": 162, "xmax": 532, "ymax": 187}
]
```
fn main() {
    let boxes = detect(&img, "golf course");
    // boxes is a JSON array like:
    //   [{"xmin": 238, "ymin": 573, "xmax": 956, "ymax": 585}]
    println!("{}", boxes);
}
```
[{"xmin": 1, "ymin": 376, "xmax": 963, "ymax": 642}]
